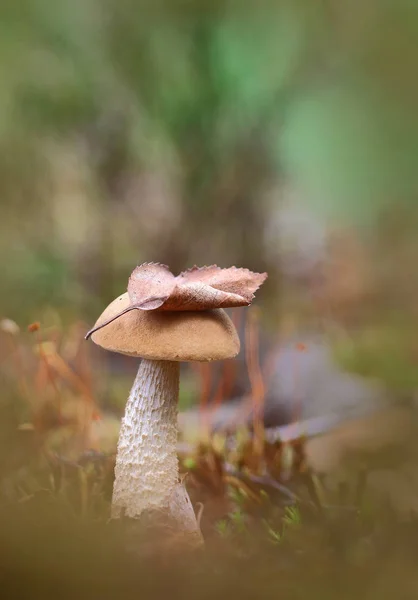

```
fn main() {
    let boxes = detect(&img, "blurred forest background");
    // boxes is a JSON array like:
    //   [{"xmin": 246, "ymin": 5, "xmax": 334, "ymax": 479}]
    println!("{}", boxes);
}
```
[
  {"xmin": 1, "ymin": 0, "xmax": 418, "ymax": 445},
  {"xmin": 1, "ymin": 0, "xmax": 417, "ymax": 331},
  {"xmin": 1, "ymin": 2, "xmax": 418, "ymax": 596},
  {"xmin": 1, "ymin": 0, "xmax": 418, "ymax": 435}
]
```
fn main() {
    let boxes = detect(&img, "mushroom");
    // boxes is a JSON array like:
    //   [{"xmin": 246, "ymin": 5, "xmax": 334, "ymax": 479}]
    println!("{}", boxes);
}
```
[{"xmin": 86, "ymin": 263, "xmax": 267, "ymax": 546}]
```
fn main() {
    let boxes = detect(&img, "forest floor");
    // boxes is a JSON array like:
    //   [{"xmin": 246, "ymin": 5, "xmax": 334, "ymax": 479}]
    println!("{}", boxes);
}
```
[{"xmin": 1, "ymin": 318, "xmax": 418, "ymax": 600}]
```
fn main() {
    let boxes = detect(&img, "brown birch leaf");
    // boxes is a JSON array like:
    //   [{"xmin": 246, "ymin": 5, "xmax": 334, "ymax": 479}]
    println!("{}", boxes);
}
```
[
  {"xmin": 161, "ymin": 265, "xmax": 268, "ymax": 310},
  {"xmin": 128, "ymin": 262, "xmax": 176, "ymax": 310},
  {"xmin": 85, "ymin": 263, "xmax": 267, "ymax": 339}
]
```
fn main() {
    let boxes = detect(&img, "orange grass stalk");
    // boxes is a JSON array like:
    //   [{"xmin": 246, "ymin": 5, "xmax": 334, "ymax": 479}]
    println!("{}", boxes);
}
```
[
  {"xmin": 0, "ymin": 320, "xmax": 31, "ymax": 403},
  {"xmin": 43, "ymin": 348, "xmax": 100, "ymax": 450},
  {"xmin": 291, "ymin": 342, "xmax": 307, "ymax": 424},
  {"xmin": 195, "ymin": 312, "xmax": 242, "ymax": 442},
  {"xmin": 29, "ymin": 322, "xmax": 64, "ymax": 426},
  {"xmin": 209, "ymin": 309, "xmax": 243, "ymax": 415},
  {"xmin": 197, "ymin": 362, "xmax": 213, "ymax": 441},
  {"xmin": 72, "ymin": 323, "xmax": 95, "ymax": 405},
  {"xmin": 244, "ymin": 308, "xmax": 265, "ymax": 461}
]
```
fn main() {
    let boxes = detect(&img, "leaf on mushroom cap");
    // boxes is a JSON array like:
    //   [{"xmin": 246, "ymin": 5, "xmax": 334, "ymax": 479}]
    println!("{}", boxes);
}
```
[
  {"xmin": 85, "ymin": 263, "xmax": 267, "ymax": 339},
  {"xmin": 131, "ymin": 264, "xmax": 268, "ymax": 311},
  {"xmin": 128, "ymin": 262, "xmax": 176, "ymax": 310}
]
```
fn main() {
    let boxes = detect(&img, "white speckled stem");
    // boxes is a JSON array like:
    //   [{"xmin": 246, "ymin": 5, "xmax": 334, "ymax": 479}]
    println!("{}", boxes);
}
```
[{"xmin": 111, "ymin": 359, "xmax": 202, "ymax": 543}]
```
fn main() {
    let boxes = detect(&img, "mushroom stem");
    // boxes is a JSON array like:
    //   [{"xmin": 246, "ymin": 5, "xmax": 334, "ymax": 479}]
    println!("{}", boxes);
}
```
[{"xmin": 112, "ymin": 359, "xmax": 203, "ymax": 544}]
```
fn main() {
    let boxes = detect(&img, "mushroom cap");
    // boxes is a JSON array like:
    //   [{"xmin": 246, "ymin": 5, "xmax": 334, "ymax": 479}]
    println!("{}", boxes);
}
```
[{"xmin": 90, "ymin": 292, "xmax": 240, "ymax": 362}]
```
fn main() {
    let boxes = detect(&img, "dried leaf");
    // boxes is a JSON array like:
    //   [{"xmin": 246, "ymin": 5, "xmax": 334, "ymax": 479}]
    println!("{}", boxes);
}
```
[
  {"xmin": 128, "ymin": 263, "xmax": 176, "ymax": 310},
  {"xmin": 86, "ymin": 263, "xmax": 267, "ymax": 339}
]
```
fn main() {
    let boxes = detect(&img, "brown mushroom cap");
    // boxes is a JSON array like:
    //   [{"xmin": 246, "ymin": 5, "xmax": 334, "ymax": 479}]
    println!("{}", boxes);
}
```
[{"xmin": 90, "ymin": 293, "xmax": 240, "ymax": 361}]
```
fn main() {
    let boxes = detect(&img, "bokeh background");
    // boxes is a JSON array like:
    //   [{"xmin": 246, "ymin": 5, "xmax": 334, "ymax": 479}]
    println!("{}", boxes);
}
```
[
  {"xmin": 1, "ymin": 0, "xmax": 417, "ymax": 327},
  {"xmin": 1, "ymin": 2, "xmax": 418, "ymax": 596},
  {"xmin": 2, "ymin": 0, "xmax": 418, "ymax": 469},
  {"xmin": 3, "ymin": 0, "xmax": 418, "ymax": 473}
]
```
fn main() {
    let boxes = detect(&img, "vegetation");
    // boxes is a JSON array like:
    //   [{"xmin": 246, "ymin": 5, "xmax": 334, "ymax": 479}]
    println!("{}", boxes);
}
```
[{"xmin": 1, "ymin": 316, "xmax": 418, "ymax": 598}]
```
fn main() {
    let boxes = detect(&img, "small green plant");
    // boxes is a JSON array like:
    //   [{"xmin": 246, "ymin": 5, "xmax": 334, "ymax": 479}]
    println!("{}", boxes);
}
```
[
  {"xmin": 228, "ymin": 485, "xmax": 248, "ymax": 508},
  {"xmin": 215, "ymin": 519, "xmax": 231, "ymax": 538},
  {"xmin": 183, "ymin": 457, "xmax": 196, "ymax": 470},
  {"xmin": 259, "ymin": 489, "xmax": 271, "ymax": 504},
  {"xmin": 283, "ymin": 505, "xmax": 301, "ymax": 528},
  {"xmin": 263, "ymin": 519, "xmax": 283, "ymax": 545},
  {"xmin": 229, "ymin": 507, "xmax": 247, "ymax": 534},
  {"xmin": 263, "ymin": 506, "xmax": 302, "ymax": 545}
]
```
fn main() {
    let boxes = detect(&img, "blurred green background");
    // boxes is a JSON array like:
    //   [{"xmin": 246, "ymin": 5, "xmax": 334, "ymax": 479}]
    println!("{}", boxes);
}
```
[
  {"xmin": 1, "ymin": 0, "xmax": 418, "ymax": 332},
  {"xmin": 1, "ymin": 4, "xmax": 418, "ymax": 594}
]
